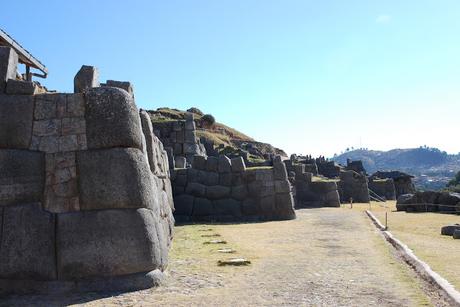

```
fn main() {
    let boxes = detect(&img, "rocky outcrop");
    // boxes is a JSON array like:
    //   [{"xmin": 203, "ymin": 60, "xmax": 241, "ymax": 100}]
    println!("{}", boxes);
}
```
[
  {"xmin": 0, "ymin": 54, "xmax": 174, "ymax": 294},
  {"xmin": 172, "ymin": 155, "xmax": 296, "ymax": 222},
  {"xmin": 368, "ymin": 178, "xmax": 396, "ymax": 200}
]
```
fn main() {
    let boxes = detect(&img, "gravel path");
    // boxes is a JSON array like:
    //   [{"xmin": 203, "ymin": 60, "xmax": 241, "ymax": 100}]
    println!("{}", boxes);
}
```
[{"xmin": 1, "ymin": 208, "xmax": 435, "ymax": 306}]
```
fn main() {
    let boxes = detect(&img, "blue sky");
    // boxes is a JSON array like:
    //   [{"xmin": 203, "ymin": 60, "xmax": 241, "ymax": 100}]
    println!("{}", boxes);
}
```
[{"xmin": 2, "ymin": 1, "xmax": 460, "ymax": 156}]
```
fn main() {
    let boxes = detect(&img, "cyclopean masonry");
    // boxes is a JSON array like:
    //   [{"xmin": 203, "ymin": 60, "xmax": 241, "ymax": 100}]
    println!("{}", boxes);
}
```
[{"xmin": 0, "ymin": 47, "xmax": 174, "ymax": 294}]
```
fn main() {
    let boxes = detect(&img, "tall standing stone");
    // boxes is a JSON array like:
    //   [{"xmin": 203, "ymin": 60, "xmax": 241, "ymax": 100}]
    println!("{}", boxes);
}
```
[
  {"xmin": 0, "ymin": 47, "xmax": 18, "ymax": 94},
  {"xmin": 74, "ymin": 65, "xmax": 99, "ymax": 93}
]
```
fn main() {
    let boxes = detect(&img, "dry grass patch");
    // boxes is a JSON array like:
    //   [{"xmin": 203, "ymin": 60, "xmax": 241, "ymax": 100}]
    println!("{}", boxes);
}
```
[{"xmin": 350, "ymin": 201, "xmax": 460, "ymax": 292}]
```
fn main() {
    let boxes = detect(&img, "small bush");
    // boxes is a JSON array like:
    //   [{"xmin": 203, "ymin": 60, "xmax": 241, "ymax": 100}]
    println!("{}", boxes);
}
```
[
  {"xmin": 201, "ymin": 114, "xmax": 216, "ymax": 128},
  {"xmin": 187, "ymin": 107, "xmax": 204, "ymax": 116}
]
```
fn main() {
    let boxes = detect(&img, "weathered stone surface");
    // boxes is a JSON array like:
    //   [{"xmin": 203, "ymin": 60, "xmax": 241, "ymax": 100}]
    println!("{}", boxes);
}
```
[
  {"xmin": 219, "ymin": 173, "xmax": 233, "ymax": 186},
  {"xmin": 338, "ymin": 170, "xmax": 370, "ymax": 203},
  {"xmin": 105, "ymin": 80, "xmax": 134, "ymax": 96},
  {"xmin": 61, "ymin": 117, "xmax": 85, "ymax": 135},
  {"xmin": 192, "ymin": 155, "xmax": 206, "ymax": 170},
  {"xmin": 66, "ymin": 94, "xmax": 85, "ymax": 117},
  {"xmin": 0, "ymin": 47, "xmax": 18, "ymax": 93},
  {"xmin": 77, "ymin": 148, "xmax": 156, "ymax": 210},
  {"xmin": 206, "ymin": 185, "xmax": 231, "ymax": 200},
  {"xmin": 185, "ymin": 130, "xmax": 196, "ymax": 143},
  {"xmin": 6, "ymin": 80, "xmax": 38, "ymax": 95},
  {"xmin": 57, "ymin": 208, "xmax": 167, "ymax": 280},
  {"xmin": 174, "ymin": 194, "xmax": 194, "ymax": 216},
  {"xmin": 185, "ymin": 182, "xmax": 206, "ymax": 198},
  {"xmin": 218, "ymin": 155, "xmax": 232, "ymax": 173},
  {"xmin": 255, "ymin": 169, "xmax": 274, "ymax": 181},
  {"xmin": 273, "ymin": 156, "xmax": 288, "ymax": 180},
  {"xmin": 275, "ymin": 180, "xmax": 291, "ymax": 193},
  {"xmin": 231, "ymin": 157, "xmax": 246, "ymax": 173},
  {"xmin": 206, "ymin": 156, "xmax": 218, "ymax": 172},
  {"xmin": 74, "ymin": 65, "xmax": 99, "ymax": 93},
  {"xmin": 213, "ymin": 199, "xmax": 241, "ymax": 216},
  {"xmin": 241, "ymin": 198, "xmax": 258, "ymax": 216},
  {"xmin": 231, "ymin": 185, "xmax": 248, "ymax": 201},
  {"xmin": 193, "ymin": 197, "xmax": 213, "ymax": 216},
  {"xmin": 0, "ymin": 149, "xmax": 44, "ymax": 205},
  {"xmin": 441, "ymin": 224, "xmax": 460, "ymax": 236},
  {"xmin": 275, "ymin": 193, "xmax": 296, "ymax": 219},
  {"xmin": 259, "ymin": 195, "xmax": 276, "ymax": 214},
  {"xmin": 0, "ymin": 94, "xmax": 34, "ymax": 149},
  {"xmin": 85, "ymin": 87, "xmax": 142, "ymax": 150},
  {"xmin": 0, "ymin": 203, "xmax": 56, "ymax": 280},
  {"xmin": 174, "ymin": 156, "xmax": 186, "ymax": 169},
  {"xmin": 183, "ymin": 143, "xmax": 199, "ymax": 154},
  {"xmin": 454, "ymin": 230, "xmax": 460, "ymax": 239}
]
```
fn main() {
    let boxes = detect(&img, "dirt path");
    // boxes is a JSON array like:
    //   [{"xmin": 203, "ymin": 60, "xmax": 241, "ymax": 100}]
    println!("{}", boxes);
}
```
[{"xmin": 2, "ymin": 208, "xmax": 434, "ymax": 306}]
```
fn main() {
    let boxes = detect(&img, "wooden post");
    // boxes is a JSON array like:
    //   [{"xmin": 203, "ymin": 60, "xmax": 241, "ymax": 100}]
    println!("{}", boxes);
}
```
[
  {"xmin": 385, "ymin": 212, "xmax": 388, "ymax": 230},
  {"xmin": 25, "ymin": 65, "xmax": 31, "ymax": 81}
]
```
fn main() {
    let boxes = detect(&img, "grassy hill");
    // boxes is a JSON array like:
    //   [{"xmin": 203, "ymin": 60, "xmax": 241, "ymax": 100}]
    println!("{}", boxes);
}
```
[
  {"xmin": 333, "ymin": 147, "xmax": 460, "ymax": 190},
  {"xmin": 147, "ymin": 107, "xmax": 286, "ymax": 160}
]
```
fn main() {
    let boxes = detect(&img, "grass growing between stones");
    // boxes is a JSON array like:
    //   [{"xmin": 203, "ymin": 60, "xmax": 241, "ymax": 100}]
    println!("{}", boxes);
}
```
[{"xmin": 351, "ymin": 201, "xmax": 460, "ymax": 292}]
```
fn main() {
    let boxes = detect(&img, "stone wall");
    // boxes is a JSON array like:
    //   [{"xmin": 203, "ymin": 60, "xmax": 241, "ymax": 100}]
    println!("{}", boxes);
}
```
[
  {"xmin": 172, "ymin": 155, "xmax": 296, "ymax": 222},
  {"xmin": 396, "ymin": 191, "xmax": 460, "ymax": 214},
  {"xmin": 0, "ymin": 51, "xmax": 174, "ymax": 294},
  {"xmin": 152, "ymin": 113, "xmax": 206, "ymax": 168},
  {"xmin": 289, "ymin": 164, "xmax": 341, "ymax": 208},
  {"xmin": 368, "ymin": 178, "xmax": 396, "ymax": 200},
  {"xmin": 338, "ymin": 170, "xmax": 370, "ymax": 203}
]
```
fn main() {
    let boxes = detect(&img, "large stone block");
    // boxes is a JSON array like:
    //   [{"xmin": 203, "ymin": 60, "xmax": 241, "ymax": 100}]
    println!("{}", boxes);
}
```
[
  {"xmin": 74, "ymin": 65, "xmax": 99, "ymax": 93},
  {"xmin": 6, "ymin": 80, "xmax": 38, "ymax": 95},
  {"xmin": 206, "ymin": 156, "xmax": 218, "ymax": 172},
  {"xmin": 0, "ymin": 47, "xmax": 18, "ymax": 93},
  {"xmin": 275, "ymin": 180, "xmax": 291, "ymax": 194},
  {"xmin": 213, "ymin": 199, "xmax": 242, "ymax": 217},
  {"xmin": 273, "ymin": 156, "xmax": 288, "ymax": 180},
  {"xmin": 174, "ymin": 194, "xmax": 195, "ymax": 216},
  {"xmin": 193, "ymin": 197, "xmax": 213, "ymax": 216},
  {"xmin": 206, "ymin": 185, "xmax": 231, "ymax": 200},
  {"xmin": 57, "ymin": 208, "xmax": 167, "ymax": 280},
  {"xmin": 0, "ymin": 94, "xmax": 34, "ymax": 149},
  {"xmin": 105, "ymin": 80, "xmax": 134, "ymax": 97},
  {"xmin": 77, "ymin": 148, "xmax": 156, "ymax": 210},
  {"xmin": 0, "ymin": 203, "xmax": 56, "ymax": 280},
  {"xmin": 185, "ymin": 182, "xmax": 206, "ymax": 198},
  {"xmin": 231, "ymin": 157, "xmax": 246, "ymax": 173},
  {"xmin": 0, "ymin": 149, "xmax": 45, "ymax": 205},
  {"xmin": 231, "ymin": 185, "xmax": 248, "ymax": 201},
  {"xmin": 218, "ymin": 155, "xmax": 231, "ymax": 173},
  {"xmin": 85, "ymin": 87, "xmax": 142, "ymax": 150},
  {"xmin": 192, "ymin": 155, "xmax": 206, "ymax": 170},
  {"xmin": 275, "ymin": 193, "xmax": 296, "ymax": 219}
]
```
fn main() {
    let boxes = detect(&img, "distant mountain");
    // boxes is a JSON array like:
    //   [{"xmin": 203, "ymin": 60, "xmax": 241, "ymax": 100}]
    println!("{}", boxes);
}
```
[{"xmin": 332, "ymin": 147, "xmax": 460, "ymax": 191}]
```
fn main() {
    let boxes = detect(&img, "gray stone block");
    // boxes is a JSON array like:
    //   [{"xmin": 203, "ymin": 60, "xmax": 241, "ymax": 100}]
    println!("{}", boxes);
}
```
[
  {"xmin": 219, "ymin": 173, "xmax": 232, "ymax": 186},
  {"xmin": 6, "ymin": 79, "xmax": 38, "ymax": 95},
  {"xmin": 275, "ymin": 193, "xmax": 296, "ymax": 219},
  {"xmin": 174, "ymin": 156, "xmax": 186, "ymax": 169},
  {"xmin": 454, "ymin": 230, "xmax": 460, "ymax": 239},
  {"xmin": 174, "ymin": 194, "xmax": 195, "ymax": 216},
  {"xmin": 193, "ymin": 197, "xmax": 213, "ymax": 216},
  {"xmin": 0, "ymin": 203, "xmax": 56, "ymax": 280},
  {"xmin": 273, "ymin": 156, "xmax": 288, "ymax": 180},
  {"xmin": 206, "ymin": 156, "xmax": 218, "ymax": 171},
  {"xmin": 184, "ymin": 143, "xmax": 199, "ymax": 154},
  {"xmin": 241, "ymin": 198, "xmax": 259, "ymax": 216},
  {"xmin": 185, "ymin": 130, "xmax": 196, "ymax": 143},
  {"xmin": 218, "ymin": 155, "xmax": 231, "ymax": 173},
  {"xmin": 260, "ymin": 195, "xmax": 276, "ymax": 214},
  {"xmin": 231, "ymin": 157, "xmax": 246, "ymax": 173},
  {"xmin": 231, "ymin": 185, "xmax": 248, "ymax": 201},
  {"xmin": 192, "ymin": 155, "xmax": 206, "ymax": 170},
  {"xmin": 206, "ymin": 185, "xmax": 231, "ymax": 200},
  {"xmin": 105, "ymin": 80, "xmax": 134, "ymax": 96},
  {"xmin": 77, "ymin": 148, "xmax": 156, "ymax": 210},
  {"xmin": 275, "ymin": 180, "xmax": 291, "ymax": 193},
  {"xmin": 199, "ymin": 170, "xmax": 219, "ymax": 186},
  {"xmin": 57, "ymin": 208, "xmax": 167, "ymax": 280},
  {"xmin": 185, "ymin": 182, "xmax": 206, "ymax": 198},
  {"xmin": 85, "ymin": 87, "xmax": 142, "ymax": 150},
  {"xmin": 441, "ymin": 224, "xmax": 460, "ymax": 236},
  {"xmin": 0, "ymin": 149, "xmax": 45, "ymax": 206},
  {"xmin": 0, "ymin": 94, "xmax": 34, "ymax": 149},
  {"xmin": 213, "ymin": 199, "xmax": 241, "ymax": 216},
  {"xmin": 0, "ymin": 47, "xmax": 18, "ymax": 93},
  {"xmin": 255, "ymin": 168, "xmax": 274, "ymax": 181},
  {"xmin": 74, "ymin": 65, "xmax": 99, "ymax": 93}
]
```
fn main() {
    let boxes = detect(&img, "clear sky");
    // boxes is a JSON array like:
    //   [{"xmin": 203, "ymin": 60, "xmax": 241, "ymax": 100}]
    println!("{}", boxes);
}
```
[{"xmin": 2, "ymin": 1, "xmax": 459, "ymax": 156}]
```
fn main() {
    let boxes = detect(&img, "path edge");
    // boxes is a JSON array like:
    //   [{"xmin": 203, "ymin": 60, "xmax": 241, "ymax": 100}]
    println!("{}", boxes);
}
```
[{"xmin": 365, "ymin": 210, "xmax": 460, "ymax": 306}]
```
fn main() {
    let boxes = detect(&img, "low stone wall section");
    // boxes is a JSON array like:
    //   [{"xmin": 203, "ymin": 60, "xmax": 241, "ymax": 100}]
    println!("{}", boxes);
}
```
[
  {"xmin": 172, "ymin": 155, "xmax": 296, "ymax": 222},
  {"xmin": 368, "ymin": 178, "xmax": 396, "ymax": 201},
  {"xmin": 338, "ymin": 170, "xmax": 370, "ymax": 203},
  {"xmin": 396, "ymin": 191, "xmax": 460, "ymax": 214}
]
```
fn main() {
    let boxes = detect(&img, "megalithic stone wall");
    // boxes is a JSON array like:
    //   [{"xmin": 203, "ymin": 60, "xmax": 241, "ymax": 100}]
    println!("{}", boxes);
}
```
[
  {"xmin": 172, "ymin": 155, "xmax": 296, "ymax": 222},
  {"xmin": 338, "ymin": 170, "xmax": 370, "ymax": 203},
  {"xmin": 0, "ymin": 51, "xmax": 174, "ymax": 294},
  {"xmin": 289, "ymin": 164, "xmax": 341, "ymax": 208}
]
